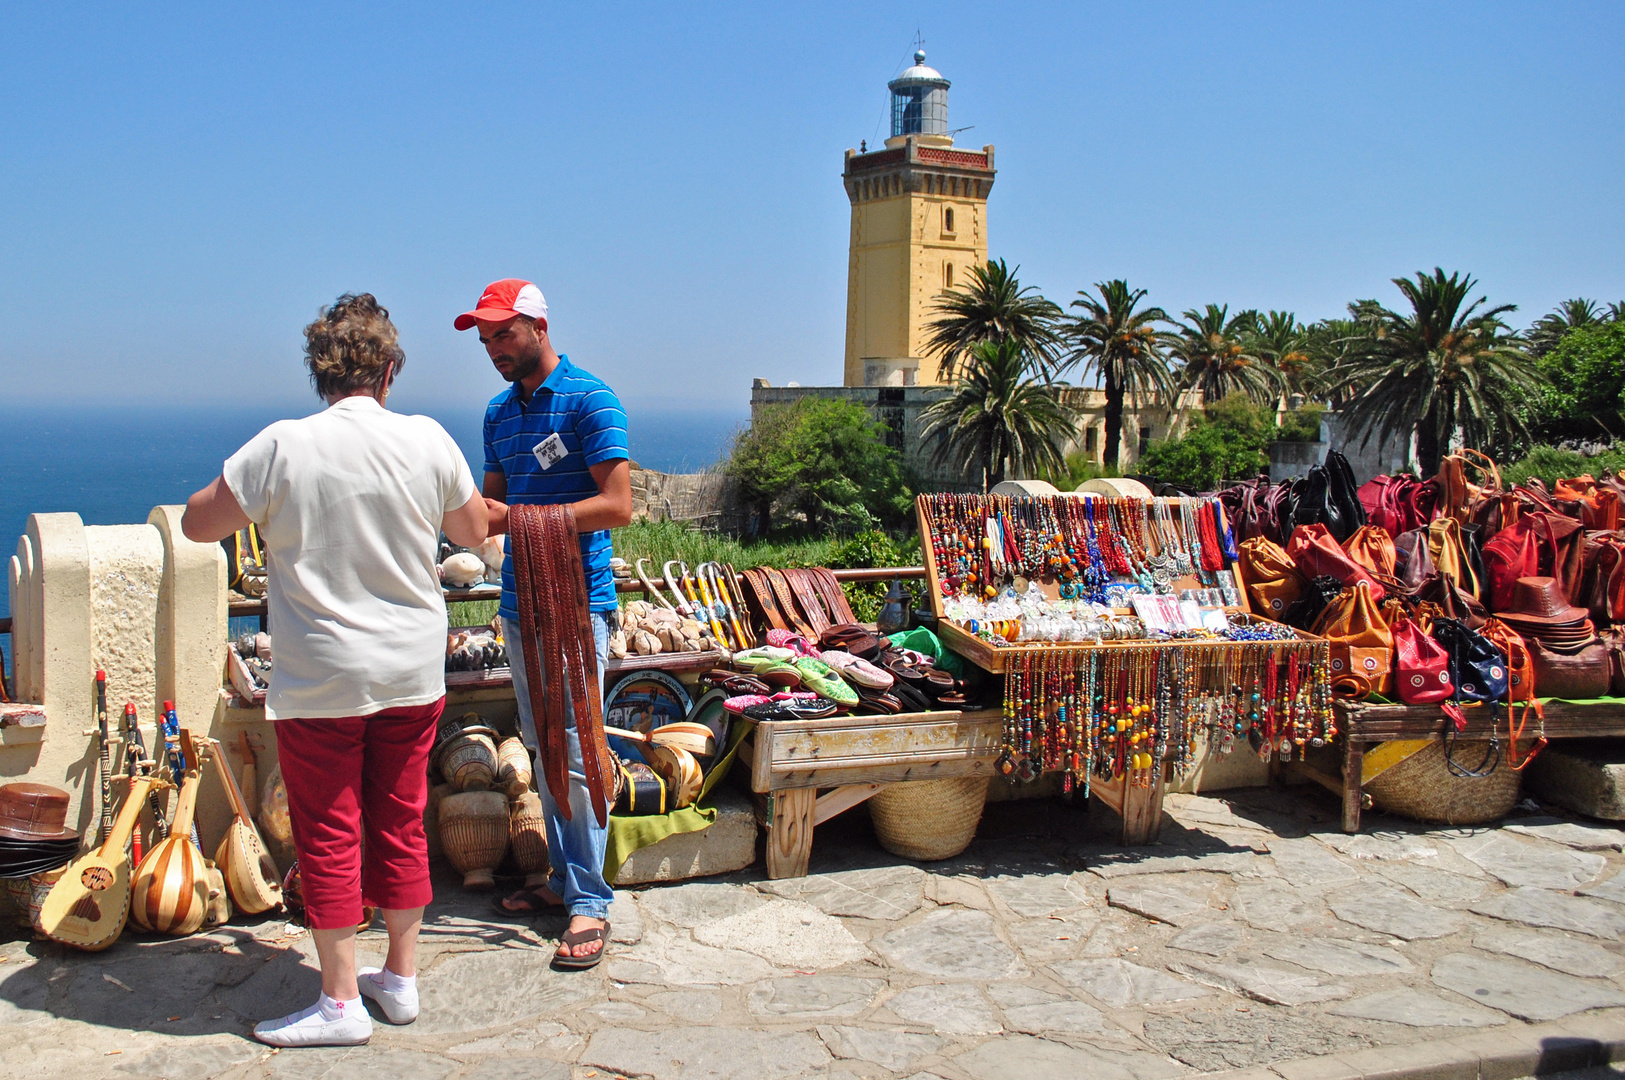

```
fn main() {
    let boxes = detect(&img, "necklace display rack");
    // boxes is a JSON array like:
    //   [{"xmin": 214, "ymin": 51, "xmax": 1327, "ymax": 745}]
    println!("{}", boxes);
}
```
[{"xmin": 917, "ymin": 493, "xmax": 1331, "ymax": 844}]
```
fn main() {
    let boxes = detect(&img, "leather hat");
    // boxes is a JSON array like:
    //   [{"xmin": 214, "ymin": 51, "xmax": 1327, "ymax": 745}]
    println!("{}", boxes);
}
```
[
  {"xmin": 0, "ymin": 783, "xmax": 78, "ymax": 842},
  {"xmin": 1494, "ymin": 577, "xmax": 1590, "ymax": 627}
]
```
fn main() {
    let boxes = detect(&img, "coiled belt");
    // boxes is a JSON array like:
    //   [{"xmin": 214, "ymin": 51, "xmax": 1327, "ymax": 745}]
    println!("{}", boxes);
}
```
[{"xmin": 509, "ymin": 503, "xmax": 614, "ymax": 826}]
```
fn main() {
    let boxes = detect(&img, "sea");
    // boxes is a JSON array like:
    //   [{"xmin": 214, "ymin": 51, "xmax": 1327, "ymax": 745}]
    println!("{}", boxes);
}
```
[{"xmin": 0, "ymin": 401, "xmax": 747, "ymax": 678}]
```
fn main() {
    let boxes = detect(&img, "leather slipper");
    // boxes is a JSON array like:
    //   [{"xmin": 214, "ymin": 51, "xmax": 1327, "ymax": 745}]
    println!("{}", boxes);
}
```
[
  {"xmin": 491, "ymin": 887, "xmax": 564, "ymax": 917},
  {"xmin": 552, "ymin": 919, "xmax": 610, "ymax": 971}
]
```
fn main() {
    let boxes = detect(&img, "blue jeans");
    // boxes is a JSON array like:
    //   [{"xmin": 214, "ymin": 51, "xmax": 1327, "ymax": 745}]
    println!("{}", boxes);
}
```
[{"xmin": 503, "ymin": 614, "xmax": 613, "ymax": 920}]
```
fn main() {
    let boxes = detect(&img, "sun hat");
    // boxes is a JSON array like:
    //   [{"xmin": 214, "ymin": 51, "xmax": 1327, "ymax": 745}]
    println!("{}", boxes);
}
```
[
  {"xmin": 454, "ymin": 279, "xmax": 549, "ymax": 331},
  {"xmin": 1495, "ymin": 577, "xmax": 1589, "ymax": 627},
  {"xmin": 0, "ymin": 783, "xmax": 77, "ymax": 842}
]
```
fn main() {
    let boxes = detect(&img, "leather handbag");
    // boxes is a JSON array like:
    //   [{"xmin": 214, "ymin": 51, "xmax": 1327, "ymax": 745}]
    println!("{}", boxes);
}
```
[
  {"xmin": 1292, "ymin": 465, "xmax": 1347, "ymax": 542},
  {"xmin": 1287, "ymin": 523, "xmax": 1387, "ymax": 602},
  {"xmin": 1483, "ymin": 516, "xmax": 1542, "ymax": 611},
  {"xmin": 1556, "ymin": 476, "xmax": 1623, "ymax": 532},
  {"xmin": 1311, "ymin": 580, "xmax": 1394, "ymax": 698},
  {"xmin": 1600, "ymin": 629, "xmax": 1625, "ymax": 697},
  {"xmin": 1414, "ymin": 571, "xmax": 1489, "ymax": 629},
  {"xmin": 1438, "ymin": 449, "xmax": 1501, "ymax": 525},
  {"xmin": 1392, "ymin": 617, "xmax": 1454, "ymax": 704},
  {"xmin": 1326, "ymin": 450, "xmax": 1368, "ymax": 538},
  {"xmin": 1432, "ymin": 618, "xmax": 1508, "ymax": 703},
  {"xmin": 1428, "ymin": 517, "xmax": 1481, "ymax": 599},
  {"xmin": 1394, "ymin": 528, "xmax": 1437, "ymax": 590},
  {"xmin": 1481, "ymin": 617, "xmax": 1535, "ymax": 702},
  {"xmin": 1343, "ymin": 524, "xmax": 1397, "ymax": 578},
  {"xmin": 1528, "ymin": 637, "xmax": 1610, "ymax": 701},
  {"xmin": 1238, "ymin": 537, "xmax": 1305, "ymax": 618},
  {"xmin": 1263, "ymin": 481, "xmax": 1296, "ymax": 546}
]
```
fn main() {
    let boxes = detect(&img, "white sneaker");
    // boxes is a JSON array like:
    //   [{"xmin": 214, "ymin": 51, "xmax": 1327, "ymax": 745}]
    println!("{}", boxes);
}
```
[
  {"xmin": 252, "ymin": 999, "xmax": 372, "ymax": 1047},
  {"xmin": 357, "ymin": 967, "xmax": 420, "ymax": 1024}
]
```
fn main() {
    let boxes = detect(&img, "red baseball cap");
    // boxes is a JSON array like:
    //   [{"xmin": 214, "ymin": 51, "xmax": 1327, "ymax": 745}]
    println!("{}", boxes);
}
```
[{"xmin": 454, "ymin": 279, "xmax": 549, "ymax": 331}]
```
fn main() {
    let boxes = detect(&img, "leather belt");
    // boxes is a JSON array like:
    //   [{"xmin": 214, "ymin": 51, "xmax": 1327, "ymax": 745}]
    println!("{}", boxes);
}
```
[{"xmin": 509, "ymin": 503, "xmax": 614, "ymax": 826}]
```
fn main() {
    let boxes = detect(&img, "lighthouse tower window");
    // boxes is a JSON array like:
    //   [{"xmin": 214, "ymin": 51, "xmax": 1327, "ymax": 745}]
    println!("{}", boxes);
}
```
[
  {"xmin": 943, "ymin": 206, "xmax": 955, "ymax": 234},
  {"xmin": 944, "ymin": 262, "xmax": 955, "ymax": 290}
]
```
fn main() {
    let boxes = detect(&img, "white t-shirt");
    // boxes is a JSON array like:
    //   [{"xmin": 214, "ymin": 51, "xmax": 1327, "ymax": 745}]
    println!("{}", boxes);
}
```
[{"xmin": 223, "ymin": 396, "xmax": 478, "ymax": 720}]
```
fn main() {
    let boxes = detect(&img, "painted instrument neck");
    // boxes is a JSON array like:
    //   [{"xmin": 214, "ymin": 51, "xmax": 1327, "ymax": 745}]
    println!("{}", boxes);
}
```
[{"xmin": 99, "ymin": 776, "xmax": 154, "ymax": 860}]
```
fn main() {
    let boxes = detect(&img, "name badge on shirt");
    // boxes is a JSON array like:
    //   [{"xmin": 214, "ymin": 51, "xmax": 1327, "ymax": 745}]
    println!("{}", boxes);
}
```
[{"xmin": 532, "ymin": 433, "xmax": 567, "ymax": 470}]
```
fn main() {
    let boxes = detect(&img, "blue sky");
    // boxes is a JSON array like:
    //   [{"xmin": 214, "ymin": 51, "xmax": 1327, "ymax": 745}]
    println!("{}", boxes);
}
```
[{"xmin": 1, "ymin": 1, "xmax": 1621, "ymax": 418}]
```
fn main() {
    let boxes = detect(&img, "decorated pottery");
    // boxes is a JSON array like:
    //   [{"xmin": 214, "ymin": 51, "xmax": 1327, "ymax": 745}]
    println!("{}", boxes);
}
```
[
  {"xmin": 509, "ymin": 791, "xmax": 549, "ymax": 887},
  {"xmin": 495, "ymin": 737, "xmax": 533, "ymax": 798},
  {"xmin": 439, "ymin": 731, "xmax": 499, "ymax": 792},
  {"xmin": 438, "ymin": 791, "xmax": 509, "ymax": 889},
  {"xmin": 425, "ymin": 783, "xmax": 452, "ymax": 860}
]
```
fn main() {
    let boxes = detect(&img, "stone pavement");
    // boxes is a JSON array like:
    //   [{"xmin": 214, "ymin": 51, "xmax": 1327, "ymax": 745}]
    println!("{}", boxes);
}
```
[{"xmin": 3, "ymin": 786, "xmax": 1625, "ymax": 1080}]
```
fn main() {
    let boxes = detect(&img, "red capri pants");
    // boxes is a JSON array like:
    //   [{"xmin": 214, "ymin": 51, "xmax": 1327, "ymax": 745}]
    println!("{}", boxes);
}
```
[{"xmin": 276, "ymin": 698, "xmax": 444, "ymax": 930}]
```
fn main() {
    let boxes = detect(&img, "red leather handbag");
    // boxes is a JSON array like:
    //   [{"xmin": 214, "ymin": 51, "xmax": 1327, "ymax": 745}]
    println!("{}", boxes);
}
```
[
  {"xmin": 1287, "ymin": 523, "xmax": 1387, "ymax": 603},
  {"xmin": 1483, "ymin": 516, "xmax": 1541, "ymax": 611},
  {"xmin": 1392, "ymin": 617, "xmax": 1454, "ymax": 704}
]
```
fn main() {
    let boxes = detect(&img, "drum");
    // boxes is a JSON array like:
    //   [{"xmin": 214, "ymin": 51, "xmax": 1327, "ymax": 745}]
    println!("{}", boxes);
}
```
[
  {"xmin": 438, "ymin": 791, "xmax": 509, "ymax": 889},
  {"xmin": 509, "ymin": 792, "xmax": 549, "ymax": 887}
]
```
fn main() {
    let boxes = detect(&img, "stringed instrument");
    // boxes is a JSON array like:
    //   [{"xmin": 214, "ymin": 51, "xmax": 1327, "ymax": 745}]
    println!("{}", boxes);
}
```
[
  {"xmin": 37, "ymin": 774, "xmax": 161, "ymax": 951},
  {"xmin": 207, "ymin": 736, "xmax": 281, "ymax": 914},
  {"xmin": 130, "ymin": 731, "xmax": 210, "ymax": 935}
]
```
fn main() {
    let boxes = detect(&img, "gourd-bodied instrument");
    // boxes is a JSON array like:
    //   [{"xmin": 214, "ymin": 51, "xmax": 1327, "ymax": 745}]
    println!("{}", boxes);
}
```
[
  {"xmin": 663, "ymin": 560, "xmax": 695, "ymax": 618},
  {"xmin": 237, "ymin": 732, "xmax": 258, "ymax": 819},
  {"xmin": 123, "ymin": 703, "xmax": 169, "ymax": 841},
  {"xmin": 130, "ymin": 730, "xmax": 210, "ymax": 936},
  {"xmin": 205, "ymin": 736, "xmax": 282, "ymax": 914},
  {"xmin": 635, "ymin": 558, "xmax": 677, "ymax": 612},
  {"xmin": 38, "ymin": 774, "xmax": 163, "ymax": 952},
  {"xmin": 95, "ymin": 670, "xmax": 112, "ymax": 844}
]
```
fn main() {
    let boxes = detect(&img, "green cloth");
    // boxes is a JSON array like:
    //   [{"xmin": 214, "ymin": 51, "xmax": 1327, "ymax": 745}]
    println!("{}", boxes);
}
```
[
  {"xmin": 603, "ymin": 718, "xmax": 753, "ymax": 884},
  {"xmin": 888, "ymin": 627, "xmax": 967, "ymax": 677}
]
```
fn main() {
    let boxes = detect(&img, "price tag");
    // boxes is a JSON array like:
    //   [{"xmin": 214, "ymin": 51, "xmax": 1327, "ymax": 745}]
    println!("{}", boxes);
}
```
[{"xmin": 532, "ymin": 433, "xmax": 567, "ymax": 470}]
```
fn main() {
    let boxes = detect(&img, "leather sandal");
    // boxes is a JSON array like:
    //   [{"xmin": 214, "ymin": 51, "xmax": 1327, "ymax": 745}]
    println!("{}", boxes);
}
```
[
  {"xmin": 552, "ymin": 919, "xmax": 610, "ymax": 971},
  {"xmin": 491, "ymin": 887, "xmax": 565, "ymax": 917}
]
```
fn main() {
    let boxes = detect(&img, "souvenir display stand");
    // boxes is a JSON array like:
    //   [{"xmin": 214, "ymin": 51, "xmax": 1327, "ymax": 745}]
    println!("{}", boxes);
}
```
[
  {"xmin": 1300, "ymin": 700, "xmax": 1625, "ymax": 832},
  {"xmin": 916, "ymin": 494, "xmax": 1334, "ymax": 846}
]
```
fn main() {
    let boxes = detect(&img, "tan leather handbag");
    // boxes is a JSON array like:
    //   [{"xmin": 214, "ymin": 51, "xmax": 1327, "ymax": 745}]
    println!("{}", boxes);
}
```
[
  {"xmin": 1311, "ymin": 580, "xmax": 1394, "ymax": 698},
  {"xmin": 1343, "ymin": 524, "xmax": 1397, "ymax": 578},
  {"xmin": 1238, "ymin": 537, "xmax": 1304, "ymax": 619}
]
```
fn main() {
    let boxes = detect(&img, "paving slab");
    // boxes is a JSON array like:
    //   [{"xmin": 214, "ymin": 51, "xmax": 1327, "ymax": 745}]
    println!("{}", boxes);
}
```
[
  {"xmin": 817, "ymin": 1025, "xmax": 945, "ymax": 1072},
  {"xmin": 406, "ymin": 946, "xmax": 600, "ymax": 1036},
  {"xmin": 636, "ymin": 881, "xmax": 768, "ymax": 928},
  {"xmin": 1502, "ymin": 817, "xmax": 1625, "ymax": 851},
  {"xmin": 261, "ymin": 1045, "xmax": 463, "ymax": 1079},
  {"xmin": 1430, "ymin": 952, "xmax": 1625, "ymax": 1021},
  {"xmin": 1141, "ymin": 1004, "xmax": 1375, "ymax": 1071},
  {"xmin": 884, "ymin": 982, "xmax": 1001, "ymax": 1034},
  {"xmin": 1170, "ymin": 959, "xmax": 1351, "ymax": 1006},
  {"xmin": 1327, "ymin": 986, "xmax": 1506, "ymax": 1028},
  {"xmin": 745, "ymin": 975, "xmax": 883, "ymax": 1019},
  {"xmin": 1261, "ymin": 938, "xmax": 1414, "ymax": 977},
  {"xmin": 1229, "ymin": 882, "xmax": 1334, "ymax": 932},
  {"xmin": 607, "ymin": 924, "xmax": 781, "ymax": 986},
  {"xmin": 1167, "ymin": 922, "xmax": 1249, "ymax": 956},
  {"xmin": 1087, "ymin": 849, "xmax": 1259, "ymax": 878},
  {"xmin": 109, "ymin": 1037, "xmax": 263, "ymax": 1080},
  {"xmin": 1471, "ymin": 926, "xmax": 1624, "ymax": 977},
  {"xmin": 1266, "ymin": 837, "xmax": 1362, "ymax": 888},
  {"xmin": 871, "ymin": 908, "xmax": 1028, "ymax": 980},
  {"xmin": 452, "ymin": 1060, "xmax": 573, "ymax": 1080},
  {"xmin": 952, "ymin": 1033, "xmax": 1187, "ymax": 1080},
  {"xmin": 1327, "ymin": 883, "xmax": 1464, "ymax": 939},
  {"xmin": 757, "ymin": 865, "xmax": 926, "ymax": 921},
  {"xmin": 581, "ymin": 1026, "xmax": 831, "ymax": 1080},
  {"xmin": 985, "ymin": 872, "xmax": 1093, "ymax": 917},
  {"xmin": 1005, "ymin": 913, "xmax": 1093, "ymax": 963},
  {"xmin": 1001, "ymin": 995, "xmax": 1116, "ymax": 1036},
  {"xmin": 1445, "ymin": 831, "xmax": 1610, "ymax": 891},
  {"xmin": 1578, "ymin": 869, "xmax": 1625, "ymax": 907},
  {"xmin": 1050, "ymin": 957, "xmax": 1211, "ymax": 1007},
  {"xmin": 1108, "ymin": 880, "xmax": 1217, "ymax": 926},
  {"xmin": 1471, "ymin": 885, "xmax": 1625, "ymax": 939},
  {"xmin": 608, "ymin": 890, "xmax": 645, "ymax": 945},
  {"xmin": 693, "ymin": 897, "xmax": 869, "ymax": 969},
  {"xmin": 1375, "ymin": 862, "xmax": 1493, "ymax": 904},
  {"xmin": 1318, "ymin": 831, "xmax": 1440, "ymax": 861}
]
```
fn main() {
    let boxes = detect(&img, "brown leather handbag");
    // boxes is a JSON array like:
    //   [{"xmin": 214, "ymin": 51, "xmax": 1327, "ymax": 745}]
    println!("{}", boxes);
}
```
[
  {"xmin": 1394, "ymin": 528, "xmax": 1436, "ymax": 590},
  {"xmin": 1238, "ymin": 537, "xmax": 1305, "ymax": 618},
  {"xmin": 1287, "ymin": 523, "xmax": 1387, "ymax": 602},
  {"xmin": 1480, "ymin": 618, "xmax": 1536, "ymax": 703},
  {"xmin": 1343, "ymin": 524, "xmax": 1397, "ymax": 578},
  {"xmin": 1528, "ymin": 637, "xmax": 1610, "ymax": 701},
  {"xmin": 1311, "ymin": 580, "xmax": 1394, "ymax": 698}
]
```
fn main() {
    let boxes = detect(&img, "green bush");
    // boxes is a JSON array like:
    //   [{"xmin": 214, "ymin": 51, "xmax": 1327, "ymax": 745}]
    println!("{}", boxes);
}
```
[
  {"xmin": 1277, "ymin": 404, "xmax": 1325, "ymax": 443},
  {"xmin": 1502, "ymin": 444, "xmax": 1625, "ymax": 487},
  {"xmin": 1039, "ymin": 451, "xmax": 1119, "ymax": 492},
  {"xmin": 1530, "ymin": 321, "xmax": 1625, "ymax": 438},
  {"xmin": 1137, "ymin": 393, "xmax": 1276, "ymax": 491},
  {"xmin": 725, "ymin": 397, "xmax": 914, "ymax": 535},
  {"xmin": 828, "ymin": 529, "xmax": 923, "ymax": 622}
]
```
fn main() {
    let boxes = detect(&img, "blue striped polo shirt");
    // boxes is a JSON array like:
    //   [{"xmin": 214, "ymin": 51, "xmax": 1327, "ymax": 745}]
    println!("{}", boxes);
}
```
[{"xmin": 483, "ymin": 355, "xmax": 628, "ymax": 618}]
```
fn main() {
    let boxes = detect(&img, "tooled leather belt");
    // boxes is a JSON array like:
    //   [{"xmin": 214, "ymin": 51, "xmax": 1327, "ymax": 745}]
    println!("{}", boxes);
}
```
[{"xmin": 509, "ymin": 503, "xmax": 614, "ymax": 826}]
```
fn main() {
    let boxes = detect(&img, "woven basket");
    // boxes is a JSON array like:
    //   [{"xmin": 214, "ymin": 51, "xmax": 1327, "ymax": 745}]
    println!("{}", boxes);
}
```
[
  {"xmin": 1366, "ymin": 739, "xmax": 1522, "ymax": 826},
  {"xmin": 868, "ymin": 776, "xmax": 989, "ymax": 861}
]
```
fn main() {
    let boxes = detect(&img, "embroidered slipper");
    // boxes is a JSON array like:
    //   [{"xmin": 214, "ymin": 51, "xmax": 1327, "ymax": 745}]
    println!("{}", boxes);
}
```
[
  {"xmin": 792, "ymin": 657, "xmax": 860, "ymax": 705},
  {"xmin": 732, "ymin": 646, "xmax": 798, "ymax": 673},
  {"xmin": 819, "ymin": 649, "xmax": 894, "ymax": 690},
  {"xmin": 491, "ymin": 887, "xmax": 564, "ymax": 917},
  {"xmin": 766, "ymin": 628, "xmax": 821, "ymax": 658},
  {"xmin": 551, "ymin": 919, "xmax": 610, "ymax": 971}
]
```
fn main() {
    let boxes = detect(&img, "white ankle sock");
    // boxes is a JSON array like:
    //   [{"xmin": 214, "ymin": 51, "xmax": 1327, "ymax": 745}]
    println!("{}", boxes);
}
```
[
  {"xmin": 374, "ymin": 967, "xmax": 414, "ymax": 994},
  {"xmin": 319, "ymin": 993, "xmax": 362, "ymax": 1021}
]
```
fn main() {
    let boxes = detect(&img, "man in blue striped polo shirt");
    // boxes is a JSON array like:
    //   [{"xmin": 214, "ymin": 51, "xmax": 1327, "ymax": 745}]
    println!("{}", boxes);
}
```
[{"xmin": 456, "ymin": 278, "xmax": 631, "ymax": 970}]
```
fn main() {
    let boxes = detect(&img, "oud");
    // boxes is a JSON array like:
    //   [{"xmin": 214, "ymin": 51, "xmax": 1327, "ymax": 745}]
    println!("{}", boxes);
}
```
[
  {"xmin": 38, "ymin": 774, "xmax": 162, "ymax": 951},
  {"xmin": 207, "ymin": 736, "xmax": 282, "ymax": 914},
  {"xmin": 130, "ymin": 731, "xmax": 210, "ymax": 935}
]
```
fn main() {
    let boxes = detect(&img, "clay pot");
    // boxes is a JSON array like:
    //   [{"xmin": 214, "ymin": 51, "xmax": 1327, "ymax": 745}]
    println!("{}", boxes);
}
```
[
  {"xmin": 439, "ymin": 791, "xmax": 509, "ymax": 889},
  {"xmin": 425, "ymin": 783, "xmax": 452, "ymax": 860},
  {"xmin": 439, "ymin": 732, "xmax": 499, "ymax": 792},
  {"xmin": 495, "ymin": 738, "xmax": 533, "ymax": 798},
  {"xmin": 26, "ymin": 864, "xmax": 69, "ymax": 933},
  {"xmin": 509, "ymin": 792, "xmax": 549, "ymax": 887}
]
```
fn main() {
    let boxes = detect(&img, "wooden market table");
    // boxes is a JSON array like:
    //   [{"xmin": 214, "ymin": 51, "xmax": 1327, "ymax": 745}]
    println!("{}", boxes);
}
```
[{"xmin": 1299, "ymin": 699, "xmax": 1625, "ymax": 833}]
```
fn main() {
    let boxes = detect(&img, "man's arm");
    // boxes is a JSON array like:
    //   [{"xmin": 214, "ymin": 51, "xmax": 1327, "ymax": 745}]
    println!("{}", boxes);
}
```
[
  {"xmin": 573, "ymin": 459, "xmax": 633, "ymax": 532},
  {"xmin": 182, "ymin": 476, "xmax": 252, "ymax": 543},
  {"xmin": 482, "ymin": 471, "xmax": 509, "ymax": 535},
  {"xmin": 443, "ymin": 491, "xmax": 490, "ymax": 548}
]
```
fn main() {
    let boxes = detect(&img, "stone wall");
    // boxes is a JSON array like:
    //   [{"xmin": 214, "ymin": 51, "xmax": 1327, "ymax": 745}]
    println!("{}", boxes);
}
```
[{"xmin": 630, "ymin": 466, "xmax": 745, "ymax": 531}]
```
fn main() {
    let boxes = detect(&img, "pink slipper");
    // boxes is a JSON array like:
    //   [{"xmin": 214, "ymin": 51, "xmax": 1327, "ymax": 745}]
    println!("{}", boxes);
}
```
[{"xmin": 819, "ymin": 649, "xmax": 894, "ymax": 691}]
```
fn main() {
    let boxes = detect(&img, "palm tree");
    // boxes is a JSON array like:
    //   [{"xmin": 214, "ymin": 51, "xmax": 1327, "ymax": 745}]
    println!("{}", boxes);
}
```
[
  {"xmin": 1063, "ymin": 280, "xmax": 1177, "ymax": 469},
  {"xmin": 1170, "ymin": 304, "xmax": 1280, "ymax": 406},
  {"xmin": 1527, "ymin": 298, "xmax": 1608, "ymax": 356},
  {"xmin": 919, "ymin": 338, "xmax": 1077, "ymax": 489},
  {"xmin": 1320, "ymin": 269, "xmax": 1541, "ymax": 475},
  {"xmin": 1247, "ymin": 310, "xmax": 1317, "ymax": 398},
  {"xmin": 923, "ymin": 258, "xmax": 1065, "ymax": 382}
]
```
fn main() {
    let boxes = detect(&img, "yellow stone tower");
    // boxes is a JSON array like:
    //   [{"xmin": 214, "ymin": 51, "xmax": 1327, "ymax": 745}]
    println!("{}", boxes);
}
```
[{"xmin": 842, "ymin": 51, "xmax": 996, "ymax": 388}]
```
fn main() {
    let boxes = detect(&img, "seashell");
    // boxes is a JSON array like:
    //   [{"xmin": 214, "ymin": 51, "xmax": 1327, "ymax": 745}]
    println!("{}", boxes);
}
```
[
  {"xmin": 441, "ymin": 552, "xmax": 485, "ymax": 587},
  {"xmin": 447, "ymin": 631, "xmax": 468, "ymax": 657},
  {"xmin": 608, "ymin": 630, "xmax": 628, "ymax": 659},
  {"xmin": 622, "ymin": 610, "xmax": 640, "ymax": 634},
  {"xmin": 680, "ymin": 619, "xmax": 703, "ymax": 638},
  {"xmin": 656, "ymin": 626, "xmax": 683, "ymax": 653},
  {"xmin": 439, "ymin": 791, "xmax": 509, "ymax": 889},
  {"xmin": 509, "ymin": 792, "xmax": 549, "ymax": 887},
  {"xmin": 254, "ymin": 632, "xmax": 273, "ymax": 661},
  {"xmin": 495, "ymin": 737, "xmax": 533, "ymax": 798},
  {"xmin": 483, "ymin": 564, "xmax": 501, "ymax": 584},
  {"xmin": 475, "ymin": 535, "xmax": 505, "ymax": 572},
  {"xmin": 631, "ymin": 629, "xmax": 661, "ymax": 655}
]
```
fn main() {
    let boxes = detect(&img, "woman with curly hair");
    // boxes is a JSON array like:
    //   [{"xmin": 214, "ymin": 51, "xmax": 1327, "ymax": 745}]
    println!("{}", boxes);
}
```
[{"xmin": 184, "ymin": 293, "xmax": 488, "ymax": 1047}]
